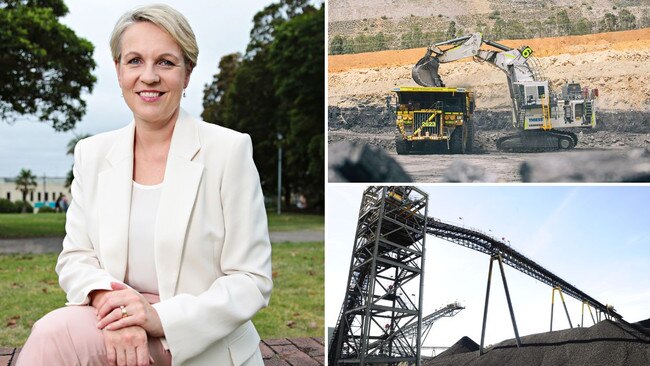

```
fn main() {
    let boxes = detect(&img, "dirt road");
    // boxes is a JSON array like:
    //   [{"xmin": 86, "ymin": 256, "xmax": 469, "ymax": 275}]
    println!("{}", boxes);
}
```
[{"xmin": 328, "ymin": 130, "xmax": 650, "ymax": 182}]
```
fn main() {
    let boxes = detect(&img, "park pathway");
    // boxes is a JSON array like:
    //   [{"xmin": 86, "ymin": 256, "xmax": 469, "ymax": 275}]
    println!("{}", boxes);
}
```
[{"xmin": 0, "ymin": 230, "xmax": 324, "ymax": 254}]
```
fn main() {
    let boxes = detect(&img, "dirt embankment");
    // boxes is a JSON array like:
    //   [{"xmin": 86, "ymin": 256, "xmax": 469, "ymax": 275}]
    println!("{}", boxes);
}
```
[{"xmin": 328, "ymin": 28, "xmax": 650, "ymax": 116}]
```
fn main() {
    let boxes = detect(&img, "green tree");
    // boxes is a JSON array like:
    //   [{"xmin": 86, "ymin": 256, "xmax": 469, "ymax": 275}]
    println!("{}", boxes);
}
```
[
  {"xmin": 601, "ymin": 13, "xmax": 618, "ymax": 32},
  {"xmin": 330, "ymin": 35, "xmax": 345, "ymax": 55},
  {"xmin": 219, "ymin": 51, "xmax": 280, "ymax": 197},
  {"xmin": 64, "ymin": 133, "xmax": 92, "ymax": 188},
  {"xmin": 572, "ymin": 18, "xmax": 592, "ymax": 35},
  {"xmin": 446, "ymin": 21, "xmax": 456, "ymax": 38},
  {"xmin": 202, "ymin": 1, "xmax": 323, "ymax": 211},
  {"xmin": 543, "ymin": 14, "xmax": 558, "ymax": 37},
  {"xmin": 246, "ymin": 0, "xmax": 311, "ymax": 56},
  {"xmin": 269, "ymin": 6, "xmax": 324, "ymax": 209},
  {"xmin": 527, "ymin": 19, "xmax": 544, "ymax": 38},
  {"xmin": 0, "ymin": 0, "xmax": 96, "ymax": 131},
  {"xmin": 505, "ymin": 19, "xmax": 526, "ymax": 39},
  {"xmin": 556, "ymin": 10, "xmax": 572, "ymax": 35},
  {"xmin": 201, "ymin": 53, "xmax": 241, "ymax": 125},
  {"xmin": 491, "ymin": 18, "xmax": 506, "ymax": 39},
  {"xmin": 401, "ymin": 24, "xmax": 424, "ymax": 49},
  {"xmin": 353, "ymin": 34, "xmax": 370, "ymax": 53},
  {"xmin": 370, "ymin": 32, "xmax": 387, "ymax": 52},
  {"xmin": 618, "ymin": 9, "xmax": 636, "ymax": 30},
  {"xmin": 476, "ymin": 20, "xmax": 489, "ymax": 36},
  {"xmin": 15, "ymin": 168, "xmax": 37, "ymax": 213}
]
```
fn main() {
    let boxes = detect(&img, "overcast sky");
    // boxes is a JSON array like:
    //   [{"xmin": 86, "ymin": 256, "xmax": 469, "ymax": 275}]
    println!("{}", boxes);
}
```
[
  {"xmin": 326, "ymin": 185, "xmax": 650, "ymax": 355},
  {"xmin": 0, "ymin": 0, "xmax": 277, "ymax": 177}
]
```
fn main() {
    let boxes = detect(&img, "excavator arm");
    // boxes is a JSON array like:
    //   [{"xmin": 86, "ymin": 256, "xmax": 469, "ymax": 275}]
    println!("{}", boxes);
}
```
[
  {"xmin": 410, "ymin": 33, "xmax": 596, "ymax": 152},
  {"xmin": 412, "ymin": 32, "xmax": 539, "ymax": 88},
  {"xmin": 412, "ymin": 33, "xmax": 548, "ymax": 135}
]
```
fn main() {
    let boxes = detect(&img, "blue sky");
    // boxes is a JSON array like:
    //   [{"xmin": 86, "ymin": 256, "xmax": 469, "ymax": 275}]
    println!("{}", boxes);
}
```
[
  {"xmin": 0, "ymin": 1, "xmax": 276, "ymax": 177},
  {"xmin": 326, "ymin": 185, "xmax": 650, "ymax": 354}
]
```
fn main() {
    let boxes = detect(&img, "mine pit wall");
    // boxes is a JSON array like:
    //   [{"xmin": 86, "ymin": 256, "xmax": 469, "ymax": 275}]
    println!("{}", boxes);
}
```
[{"xmin": 328, "ymin": 105, "xmax": 650, "ymax": 134}]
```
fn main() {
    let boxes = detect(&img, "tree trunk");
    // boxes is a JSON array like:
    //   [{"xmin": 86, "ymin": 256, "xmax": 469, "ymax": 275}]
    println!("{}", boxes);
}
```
[
  {"xmin": 21, "ymin": 191, "xmax": 27, "ymax": 213},
  {"xmin": 283, "ymin": 182, "xmax": 291, "ymax": 210}
]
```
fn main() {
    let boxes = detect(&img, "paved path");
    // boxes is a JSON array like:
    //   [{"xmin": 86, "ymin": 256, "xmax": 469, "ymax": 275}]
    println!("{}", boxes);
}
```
[
  {"xmin": 0, "ymin": 230, "xmax": 323, "ymax": 254},
  {"xmin": 2, "ymin": 337, "xmax": 324, "ymax": 366},
  {"xmin": 270, "ymin": 230, "xmax": 323, "ymax": 243}
]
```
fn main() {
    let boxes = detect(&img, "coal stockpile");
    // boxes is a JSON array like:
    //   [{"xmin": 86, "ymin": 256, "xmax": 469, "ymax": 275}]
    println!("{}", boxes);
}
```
[
  {"xmin": 434, "ymin": 336, "xmax": 479, "ymax": 358},
  {"xmin": 424, "ymin": 319, "xmax": 650, "ymax": 366}
]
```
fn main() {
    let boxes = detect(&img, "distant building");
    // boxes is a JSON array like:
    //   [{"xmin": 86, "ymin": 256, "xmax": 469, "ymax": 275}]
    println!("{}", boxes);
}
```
[{"xmin": 0, "ymin": 176, "xmax": 68, "ymax": 209}]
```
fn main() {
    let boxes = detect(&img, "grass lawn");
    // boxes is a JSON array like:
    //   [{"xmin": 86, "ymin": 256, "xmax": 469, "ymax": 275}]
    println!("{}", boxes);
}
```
[
  {"xmin": 0, "ymin": 213, "xmax": 66, "ymax": 239},
  {"xmin": 0, "ymin": 211, "xmax": 323, "ymax": 239},
  {"xmin": 253, "ymin": 242, "xmax": 324, "ymax": 339},
  {"xmin": 0, "ymin": 253, "xmax": 66, "ymax": 346},
  {"xmin": 266, "ymin": 212, "xmax": 324, "ymax": 232},
  {"xmin": 0, "ymin": 242, "xmax": 323, "ymax": 346}
]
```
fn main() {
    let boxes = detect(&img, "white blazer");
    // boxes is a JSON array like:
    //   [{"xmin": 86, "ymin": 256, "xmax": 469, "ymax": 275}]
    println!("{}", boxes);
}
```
[{"xmin": 56, "ymin": 109, "xmax": 273, "ymax": 365}]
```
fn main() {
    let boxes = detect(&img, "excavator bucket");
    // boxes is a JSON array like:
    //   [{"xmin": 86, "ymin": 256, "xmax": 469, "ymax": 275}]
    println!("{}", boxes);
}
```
[{"xmin": 412, "ymin": 48, "xmax": 444, "ymax": 87}]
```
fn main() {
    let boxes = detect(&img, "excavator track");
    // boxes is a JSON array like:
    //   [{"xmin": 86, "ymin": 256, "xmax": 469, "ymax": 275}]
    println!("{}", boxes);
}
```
[{"xmin": 496, "ymin": 129, "xmax": 578, "ymax": 153}]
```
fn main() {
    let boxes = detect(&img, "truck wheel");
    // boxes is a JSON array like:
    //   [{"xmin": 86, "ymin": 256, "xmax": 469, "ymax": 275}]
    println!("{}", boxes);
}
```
[
  {"xmin": 466, "ymin": 119, "xmax": 474, "ymax": 153},
  {"xmin": 450, "ymin": 125, "xmax": 466, "ymax": 154},
  {"xmin": 395, "ymin": 128, "xmax": 410, "ymax": 155}
]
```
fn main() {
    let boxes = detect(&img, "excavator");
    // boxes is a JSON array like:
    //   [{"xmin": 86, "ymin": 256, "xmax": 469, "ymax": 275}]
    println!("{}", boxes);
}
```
[{"xmin": 412, "ymin": 33, "xmax": 598, "ymax": 152}]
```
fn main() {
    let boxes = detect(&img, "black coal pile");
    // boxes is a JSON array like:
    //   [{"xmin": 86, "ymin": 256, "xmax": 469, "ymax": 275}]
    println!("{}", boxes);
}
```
[
  {"xmin": 424, "ymin": 319, "xmax": 650, "ymax": 366},
  {"xmin": 435, "ymin": 336, "xmax": 479, "ymax": 358},
  {"xmin": 520, "ymin": 148, "xmax": 650, "ymax": 182},
  {"xmin": 328, "ymin": 141, "xmax": 411, "ymax": 182}
]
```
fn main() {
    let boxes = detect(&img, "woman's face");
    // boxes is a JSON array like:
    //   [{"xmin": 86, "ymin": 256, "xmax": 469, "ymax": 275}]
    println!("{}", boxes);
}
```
[{"xmin": 115, "ymin": 21, "xmax": 190, "ymax": 125}]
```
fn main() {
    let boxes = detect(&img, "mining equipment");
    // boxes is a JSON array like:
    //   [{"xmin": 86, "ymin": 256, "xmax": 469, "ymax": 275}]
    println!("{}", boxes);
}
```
[
  {"xmin": 388, "ymin": 86, "xmax": 476, "ymax": 155},
  {"xmin": 330, "ymin": 186, "xmax": 624, "ymax": 366},
  {"xmin": 329, "ymin": 187, "xmax": 429, "ymax": 365},
  {"xmin": 411, "ymin": 33, "xmax": 598, "ymax": 152}
]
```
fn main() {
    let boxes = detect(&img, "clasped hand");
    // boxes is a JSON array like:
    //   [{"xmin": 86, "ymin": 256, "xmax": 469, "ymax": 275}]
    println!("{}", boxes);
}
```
[{"xmin": 94, "ymin": 282, "xmax": 164, "ymax": 337}]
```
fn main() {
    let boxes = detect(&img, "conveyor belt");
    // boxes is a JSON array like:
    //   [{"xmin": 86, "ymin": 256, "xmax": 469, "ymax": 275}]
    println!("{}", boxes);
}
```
[
  {"xmin": 373, "ymin": 302, "xmax": 465, "ymax": 353},
  {"xmin": 425, "ymin": 217, "xmax": 622, "ymax": 320}
]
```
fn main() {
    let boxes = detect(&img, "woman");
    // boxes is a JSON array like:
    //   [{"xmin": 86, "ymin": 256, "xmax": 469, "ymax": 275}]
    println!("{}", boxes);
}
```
[{"xmin": 17, "ymin": 4, "xmax": 272, "ymax": 366}]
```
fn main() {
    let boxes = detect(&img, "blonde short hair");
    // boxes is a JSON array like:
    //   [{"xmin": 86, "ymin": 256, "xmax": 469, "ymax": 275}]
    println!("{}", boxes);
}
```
[{"xmin": 110, "ymin": 4, "xmax": 198, "ymax": 68}]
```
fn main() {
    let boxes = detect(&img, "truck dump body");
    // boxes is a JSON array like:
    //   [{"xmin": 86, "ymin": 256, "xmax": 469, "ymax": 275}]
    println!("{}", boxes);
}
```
[{"xmin": 391, "ymin": 87, "xmax": 475, "ymax": 154}]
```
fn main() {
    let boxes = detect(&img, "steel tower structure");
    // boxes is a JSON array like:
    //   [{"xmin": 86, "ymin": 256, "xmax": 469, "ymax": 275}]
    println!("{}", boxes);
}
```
[
  {"xmin": 373, "ymin": 302, "xmax": 465, "ymax": 356},
  {"xmin": 329, "ymin": 186, "xmax": 428, "ymax": 366}
]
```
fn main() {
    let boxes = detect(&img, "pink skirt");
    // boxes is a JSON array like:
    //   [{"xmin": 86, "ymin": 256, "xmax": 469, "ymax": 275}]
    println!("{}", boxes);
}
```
[{"xmin": 16, "ymin": 297, "xmax": 171, "ymax": 366}]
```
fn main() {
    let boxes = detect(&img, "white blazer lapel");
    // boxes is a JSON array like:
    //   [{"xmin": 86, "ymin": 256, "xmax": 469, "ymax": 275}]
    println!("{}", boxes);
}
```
[
  {"xmin": 155, "ymin": 110, "xmax": 204, "ymax": 300},
  {"xmin": 98, "ymin": 123, "xmax": 135, "ymax": 281}
]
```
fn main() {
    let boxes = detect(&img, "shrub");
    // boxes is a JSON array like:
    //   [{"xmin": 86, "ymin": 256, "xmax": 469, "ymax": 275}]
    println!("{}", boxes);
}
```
[
  {"xmin": 37, "ymin": 206, "xmax": 56, "ymax": 213},
  {"xmin": 14, "ymin": 201, "xmax": 33, "ymax": 213},
  {"xmin": 0, "ymin": 198, "xmax": 17, "ymax": 213}
]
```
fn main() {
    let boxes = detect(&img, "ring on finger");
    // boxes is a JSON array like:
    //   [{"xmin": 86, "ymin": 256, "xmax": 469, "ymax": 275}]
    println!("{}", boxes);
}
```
[{"xmin": 120, "ymin": 305, "xmax": 128, "ymax": 318}]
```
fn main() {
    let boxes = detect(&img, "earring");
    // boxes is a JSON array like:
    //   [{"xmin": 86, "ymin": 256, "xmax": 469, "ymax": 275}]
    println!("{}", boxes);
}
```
[
  {"xmin": 120, "ymin": 93, "xmax": 123, "ymax": 97},
  {"xmin": 183, "ymin": 89, "xmax": 186, "ymax": 98}
]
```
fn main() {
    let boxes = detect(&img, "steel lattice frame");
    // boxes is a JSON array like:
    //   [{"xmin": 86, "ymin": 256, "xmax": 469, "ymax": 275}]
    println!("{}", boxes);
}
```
[
  {"xmin": 329, "ymin": 187, "xmax": 428, "ymax": 366},
  {"xmin": 373, "ymin": 302, "xmax": 465, "ymax": 355},
  {"xmin": 426, "ymin": 218, "xmax": 622, "ymax": 320},
  {"xmin": 330, "ymin": 186, "xmax": 623, "ymax": 366}
]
